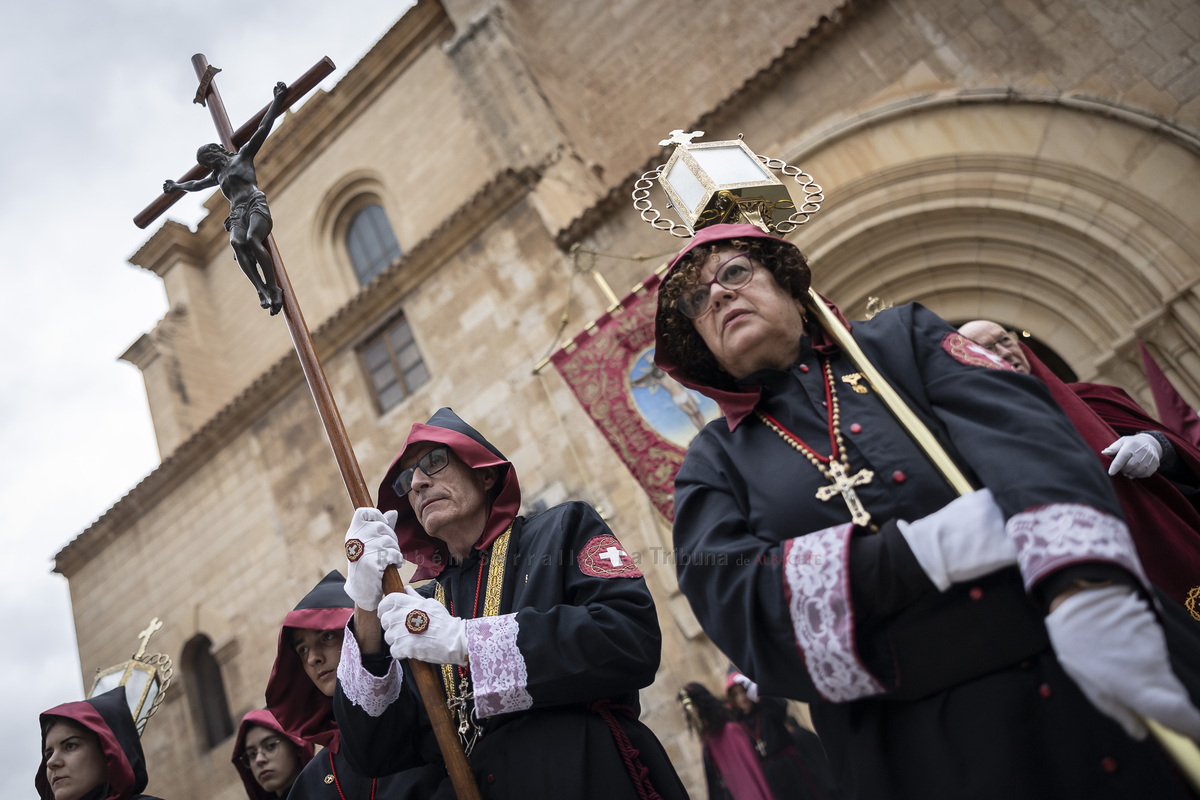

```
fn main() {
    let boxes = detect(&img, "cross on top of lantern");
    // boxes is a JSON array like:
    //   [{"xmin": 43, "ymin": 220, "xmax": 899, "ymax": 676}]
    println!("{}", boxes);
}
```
[
  {"xmin": 632, "ymin": 130, "xmax": 825, "ymax": 237},
  {"xmin": 88, "ymin": 618, "xmax": 174, "ymax": 736}
]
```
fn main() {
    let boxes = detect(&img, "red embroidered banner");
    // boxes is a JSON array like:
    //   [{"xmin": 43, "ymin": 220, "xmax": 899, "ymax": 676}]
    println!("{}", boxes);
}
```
[{"xmin": 550, "ymin": 273, "xmax": 721, "ymax": 520}]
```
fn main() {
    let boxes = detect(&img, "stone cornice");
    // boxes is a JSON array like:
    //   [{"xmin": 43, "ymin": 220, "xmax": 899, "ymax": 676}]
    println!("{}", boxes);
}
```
[
  {"xmin": 553, "ymin": 0, "xmax": 861, "ymax": 250},
  {"xmin": 127, "ymin": 220, "xmax": 205, "ymax": 276},
  {"xmin": 119, "ymin": 333, "xmax": 159, "ymax": 370},
  {"xmin": 55, "ymin": 166, "xmax": 538, "ymax": 577}
]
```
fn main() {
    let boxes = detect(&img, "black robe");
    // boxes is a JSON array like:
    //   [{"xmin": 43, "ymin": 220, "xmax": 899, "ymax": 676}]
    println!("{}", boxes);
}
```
[
  {"xmin": 733, "ymin": 699, "xmax": 841, "ymax": 800},
  {"xmin": 265, "ymin": 572, "xmax": 445, "ymax": 800},
  {"xmin": 335, "ymin": 501, "xmax": 688, "ymax": 799},
  {"xmin": 672, "ymin": 303, "xmax": 1196, "ymax": 799},
  {"xmin": 286, "ymin": 748, "xmax": 442, "ymax": 800}
]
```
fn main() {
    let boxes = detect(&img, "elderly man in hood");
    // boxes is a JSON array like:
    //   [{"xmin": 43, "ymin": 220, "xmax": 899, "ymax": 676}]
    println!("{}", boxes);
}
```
[{"xmin": 333, "ymin": 408, "xmax": 686, "ymax": 799}]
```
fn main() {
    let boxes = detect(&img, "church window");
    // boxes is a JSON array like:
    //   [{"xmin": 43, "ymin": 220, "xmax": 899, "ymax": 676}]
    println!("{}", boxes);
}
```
[
  {"xmin": 360, "ymin": 314, "xmax": 429, "ymax": 412},
  {"xmin": 181, "ymin": 634, "xmax": 234, "ymax": 749},
  {"xmin": 346, "ymin": 203, "xmax": 402, "ymax": 286}
]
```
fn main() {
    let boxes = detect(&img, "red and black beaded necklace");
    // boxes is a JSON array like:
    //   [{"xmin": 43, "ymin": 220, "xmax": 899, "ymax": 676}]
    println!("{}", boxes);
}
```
[{"xmin": 755, "ymin": 357, "xmax": 875, "ymax": 526}]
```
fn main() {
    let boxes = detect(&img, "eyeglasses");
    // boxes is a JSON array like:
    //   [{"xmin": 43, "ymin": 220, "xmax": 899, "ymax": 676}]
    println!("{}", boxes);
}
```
[
  {"xmin": 240, "ymin": 736, "xmax": 284, "ymax": 765},
  {"xmin": 980, "ymin": 332, "xmax": 1019, "ymax": 353},
  {"xmin": 675, "ymin": 252, "xmax": 756, "ymax": 319},
  {"xmin": 393, "ymin": 446, "xmax": 452, "ymax": 495}
]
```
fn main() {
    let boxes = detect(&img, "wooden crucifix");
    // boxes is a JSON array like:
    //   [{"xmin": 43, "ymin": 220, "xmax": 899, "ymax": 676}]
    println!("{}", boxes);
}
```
[{"xmin": 134, "ymin": 54, "xmax": 479, "ymax": 799}]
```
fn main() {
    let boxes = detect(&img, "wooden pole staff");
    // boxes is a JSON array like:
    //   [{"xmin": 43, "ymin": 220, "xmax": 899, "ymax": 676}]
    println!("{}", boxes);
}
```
[{"xmin": 136, "ymin": 54, "xmax": 479, "ymax": 799}]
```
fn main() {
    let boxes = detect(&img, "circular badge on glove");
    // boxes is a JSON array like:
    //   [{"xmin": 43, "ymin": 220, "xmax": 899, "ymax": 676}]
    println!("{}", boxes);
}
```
[
  {"xmin": 405, "ymin": 609, "xmax": 430, "ymax": 634},
  {"xmin": 345, "ymin": 538, "xmax": 365, "ymax": 562}
]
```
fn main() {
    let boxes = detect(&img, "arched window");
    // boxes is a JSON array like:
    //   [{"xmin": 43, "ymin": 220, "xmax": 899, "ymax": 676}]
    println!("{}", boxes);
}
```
[
  {"xmin": 181, "ymin": 634, "xmax": 233, "ymax": 749},
  {"xmin": 345, "ymin": 204, "xmax": 401, "ymax": 286}
]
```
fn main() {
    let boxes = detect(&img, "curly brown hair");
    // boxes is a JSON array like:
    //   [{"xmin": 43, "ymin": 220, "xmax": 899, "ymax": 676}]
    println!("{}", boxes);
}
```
[{"xmin": 655, "ymin": 237, "xmax": 812, "ymax": 390}]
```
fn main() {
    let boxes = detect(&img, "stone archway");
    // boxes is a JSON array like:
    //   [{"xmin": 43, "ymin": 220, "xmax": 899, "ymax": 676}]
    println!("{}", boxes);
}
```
[{"xmin": 781, "ymin": 90, "xmax": 1200, "ymax": 410}]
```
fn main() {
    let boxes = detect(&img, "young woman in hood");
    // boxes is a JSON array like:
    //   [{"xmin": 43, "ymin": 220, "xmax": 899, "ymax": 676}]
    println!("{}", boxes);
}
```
[{"xmin": 37, "ymin": 686, "xmax": 163, "ymax": 800}]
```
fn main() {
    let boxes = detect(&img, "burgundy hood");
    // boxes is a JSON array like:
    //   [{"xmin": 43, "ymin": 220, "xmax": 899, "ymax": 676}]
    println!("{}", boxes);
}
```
[
  {"xmin": 37, "ymin": 686, "xmax": 146, "ymax": 800},
  {"xmin": 376, "ymin": 407, "xmax": 520, "ymax": 580},
  {"xmin": 653, "ymin": 223, "xmax": 848, "ymax": 430},
  {"xmin": 264, "ymin": 571, "xmax": 352, "ymax": 753},
  {"xmin": 231, "ymin": 708, "xmax": 314, "ymax": 800}
]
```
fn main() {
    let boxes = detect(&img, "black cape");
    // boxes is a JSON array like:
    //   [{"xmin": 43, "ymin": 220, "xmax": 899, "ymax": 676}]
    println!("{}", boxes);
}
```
[
  {"xmin": 671, "ymin": 303, "xmax": 1198, "ymax": 799},
  {"xmin": 265, "ymin": 572, "xmax": 444, "ymax": 799},
  {"xmin": 335, "ymin": 409, "xmax": 686, "ymax": 799},
  {"xmin": 37, "ymin": 686, "xmax": 163, "ymax": 800}
]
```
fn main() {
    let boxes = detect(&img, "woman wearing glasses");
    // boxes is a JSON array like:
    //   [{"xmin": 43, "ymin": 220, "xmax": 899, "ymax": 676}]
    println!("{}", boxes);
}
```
[
  {"xmin": 653, "ymin": 222, "xmax": 1200, "ymax": 799},
  {"xmin": 231, "ymin": 709, "xmax": 311, "ymax": 799}
]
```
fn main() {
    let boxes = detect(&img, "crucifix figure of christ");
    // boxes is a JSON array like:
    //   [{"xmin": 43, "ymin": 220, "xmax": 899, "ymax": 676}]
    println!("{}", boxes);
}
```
[
  {"xmin": 814, "ymin": 460, "xmax": 874, "ymax": 526},
  {"xmin": 164, "ymin": 81, "xmax": 288, "ymax": 314},
  {"xmin": 135, "ymin": 54, "xmax": 480, "ymax": 800}
]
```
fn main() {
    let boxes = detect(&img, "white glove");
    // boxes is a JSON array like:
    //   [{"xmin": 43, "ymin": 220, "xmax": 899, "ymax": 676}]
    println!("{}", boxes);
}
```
[
  {"xmin": 1101, "ymin": 433, "xmax": 1161, "ymax": 478},
  {"xmin": 378, "ymin": 587, "xmax": 468, "ymax": 666},
  {"xmin": 1046, "ymin": 584, "xmax": 1200, "ymax": 741},
  {"xmin": 732, "ymin": 673, "xmax": 759, "ymax": 703},
  {"xmin": 896, "ymin": 488, "xmax": 1017, "ymax": 591},
  {"xmin": 344, "ymin": 508, "xmax": 403, "ymax": 612}
]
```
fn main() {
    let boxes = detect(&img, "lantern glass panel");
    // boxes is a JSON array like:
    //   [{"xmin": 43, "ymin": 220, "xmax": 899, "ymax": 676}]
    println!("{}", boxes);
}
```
[
  {"xmin": 665, "ymin": 159, "xmax": 707, "ymax": 214},
  {"xmin": 691, "ymin": 145, "xmax": 771, "ymax": 185}
]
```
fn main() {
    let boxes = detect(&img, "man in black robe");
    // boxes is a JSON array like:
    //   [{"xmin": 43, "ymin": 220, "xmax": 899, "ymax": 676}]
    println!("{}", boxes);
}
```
[
  {"xmin": 333, "ymin": 407, "xmax": 687, "ymax": 799},
  {"xmin": 960, "ymin": 318, "xmax": 1200, "ymax": 606}
]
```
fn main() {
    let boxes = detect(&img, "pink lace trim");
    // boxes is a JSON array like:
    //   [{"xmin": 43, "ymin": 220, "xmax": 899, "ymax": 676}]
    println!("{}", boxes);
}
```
[
  {"xmin": 782, "ymin": 525, "xmax": 885, "ymax": 702},
  {"xmin": 336, "ymin": 623, "xmax": 402, "ymax": 718},
  {"xmin": 465, "ymin": 614, "xmax": 532, "ymax": 718},
  {"xmin": 1007, "ymin": 503, "xmax": 1148, "ymax": 590}
]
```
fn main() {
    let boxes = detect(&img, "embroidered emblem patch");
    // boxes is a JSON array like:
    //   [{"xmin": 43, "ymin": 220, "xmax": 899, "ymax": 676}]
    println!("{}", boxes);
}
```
[
  {"xmin": 405, "ymin": 609, "xmax": 430, "ymax": 634},
  {"xmin": 345, "ymin": 538, "xmax": 364, "ymax": 562},
  {"xmin": 942, "ymin": 332, "xmax": 1014, "ymax": 371},
  {"xmin": 578, "ymin": 535, "xmax": 643, "ymax": 579}
]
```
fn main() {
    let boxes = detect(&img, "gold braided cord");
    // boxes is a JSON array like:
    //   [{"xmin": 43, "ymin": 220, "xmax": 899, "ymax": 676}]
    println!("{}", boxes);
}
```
[
  {"xmin": 432, "ymin": 525, "xmax": 513, "ymax": 703},
  {"xmin": 482, "ymin": 525, "xmax": 511, "ymax": 618}
]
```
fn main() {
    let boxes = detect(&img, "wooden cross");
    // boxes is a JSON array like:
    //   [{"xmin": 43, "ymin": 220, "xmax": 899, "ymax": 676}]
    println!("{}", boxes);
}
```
[
  {"xmin": 134, "ymin": 54, "xmax": 479, "ymax": 800},
  {"xmin": 814, "ymin": 460, "xmax": 874, "ymax": 526}
]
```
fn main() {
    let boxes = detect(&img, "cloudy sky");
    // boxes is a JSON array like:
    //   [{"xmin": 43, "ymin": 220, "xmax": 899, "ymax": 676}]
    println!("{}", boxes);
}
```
[{"xmin": 0, "ymin": 2, "xmax": 410, "ymax": 794}]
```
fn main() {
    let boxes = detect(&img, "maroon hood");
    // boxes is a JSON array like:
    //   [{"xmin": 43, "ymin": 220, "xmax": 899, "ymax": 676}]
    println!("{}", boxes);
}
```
[
  {"xmin": 231, "ymin": 709, "xmax": 314, "ymax": 800},
  {"xmin": 37, "ymin": 686, "xmax": 145, "ymax": 800},
  {"xmin": 264, "ymin": 571, "xmax": 352, "ymax": 753},
  {"xmin": 376, "ymin": 408, "xmax": 521, "ymax": 580},
  {"xmin": 653, "ymin": 223, "xmax": 849, "ymax": 430}
]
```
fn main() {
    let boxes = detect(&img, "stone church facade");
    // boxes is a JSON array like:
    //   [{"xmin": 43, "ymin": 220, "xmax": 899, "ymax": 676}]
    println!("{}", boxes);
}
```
[{"xmin": 56, "ymin": 1, "xmax": 1200, "ymax": 797}]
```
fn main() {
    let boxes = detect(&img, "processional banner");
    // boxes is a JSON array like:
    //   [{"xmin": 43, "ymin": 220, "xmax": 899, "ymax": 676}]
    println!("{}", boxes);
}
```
[{"xmin": 550, "ymin": 273, "xmax": 721, "ymax": 520}]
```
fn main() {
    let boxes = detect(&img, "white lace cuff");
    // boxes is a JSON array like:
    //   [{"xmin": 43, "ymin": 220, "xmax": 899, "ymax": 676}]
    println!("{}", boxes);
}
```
[
  {"xmin": 465, "ymin": 614, "xmax": 532, "ymax": 718},
  {"xmin": 783, "ymin": 524, "xmax": 886, "ymax": 702},
  {"xmin": 1007, "ymin": 503, "xmax": 1148, "ymax": 591},
  {"xmin": 337, "ymin": 622, "xmax": 402, "ymax": 718}
]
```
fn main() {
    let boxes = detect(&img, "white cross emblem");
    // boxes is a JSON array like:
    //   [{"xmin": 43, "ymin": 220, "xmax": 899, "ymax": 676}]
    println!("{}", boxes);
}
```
[{"xmin": 600, "ymin": 546, "xmax": 627, "ymax": 568}]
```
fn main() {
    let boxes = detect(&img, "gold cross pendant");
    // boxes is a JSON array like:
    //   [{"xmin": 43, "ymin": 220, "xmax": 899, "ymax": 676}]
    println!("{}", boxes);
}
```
[{"xmin": 814, "ymin": 460, "xmax": 874, "ymax": 526}]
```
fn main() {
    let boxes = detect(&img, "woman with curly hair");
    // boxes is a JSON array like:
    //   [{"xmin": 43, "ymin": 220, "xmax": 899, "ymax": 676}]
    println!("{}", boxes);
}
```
[{"xmin": 655, "ymin": 222, "xmax": 1200, "ymax": 799}]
